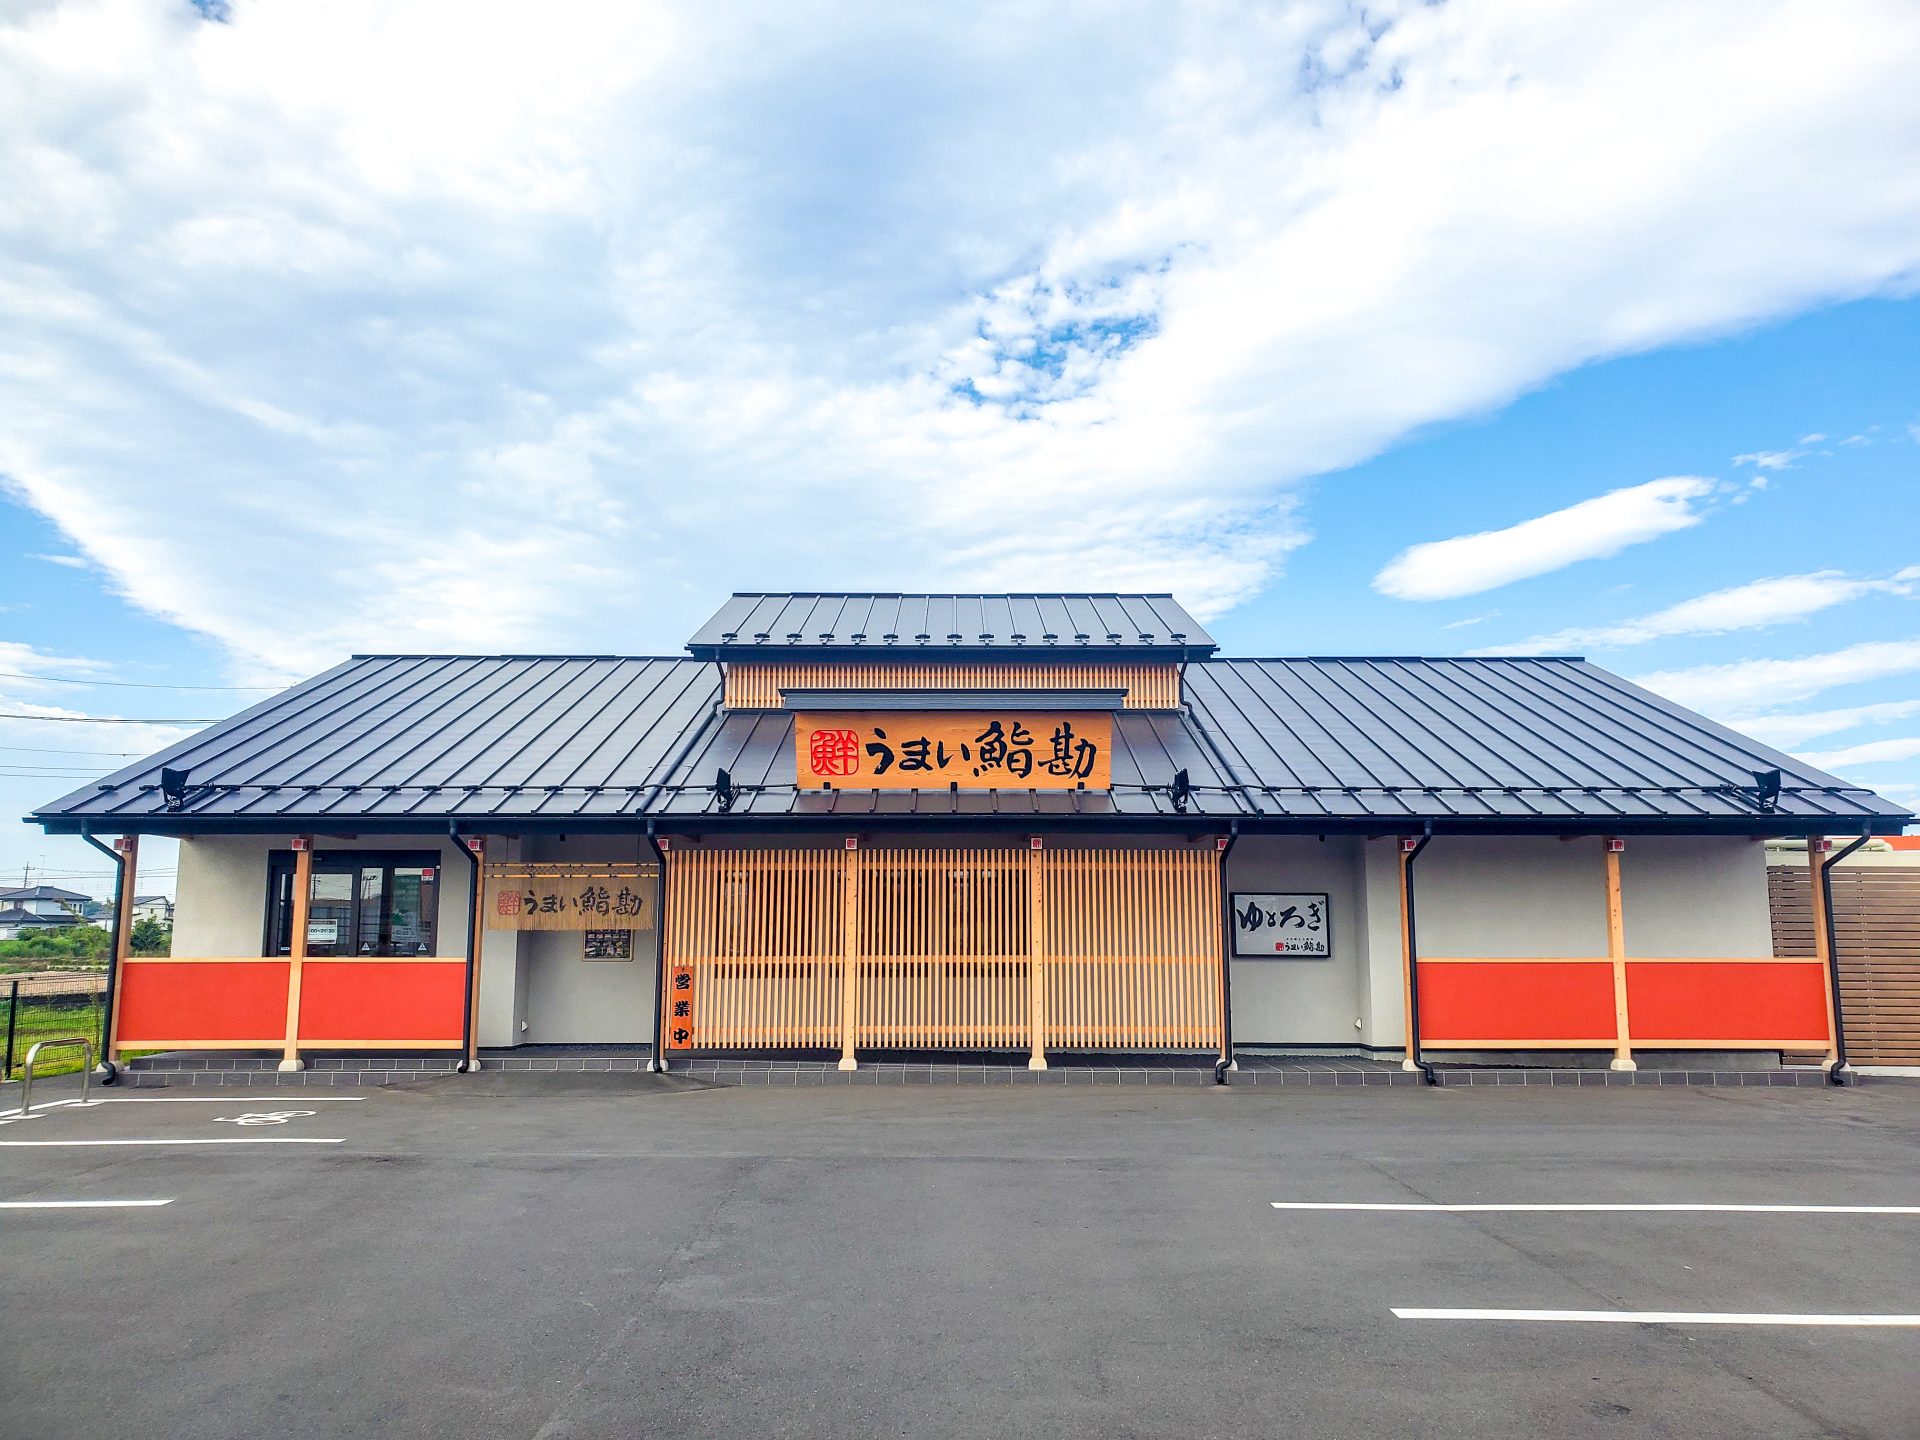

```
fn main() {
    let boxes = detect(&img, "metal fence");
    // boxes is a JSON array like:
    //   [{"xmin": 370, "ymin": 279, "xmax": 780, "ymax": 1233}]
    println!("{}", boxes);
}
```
[{"xmin": 2, "ymin": 973, "xmax": 108, "ymax": 1079}]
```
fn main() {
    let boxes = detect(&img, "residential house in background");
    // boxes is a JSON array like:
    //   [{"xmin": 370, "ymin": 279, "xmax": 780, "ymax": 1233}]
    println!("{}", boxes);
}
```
[
  {"xmin": 132, "ymin": 894, "xmax": 176, "ymax": 927},
  {"xmin": 0, "ymin": 885, "xmax": 89, "ymax": 942}
]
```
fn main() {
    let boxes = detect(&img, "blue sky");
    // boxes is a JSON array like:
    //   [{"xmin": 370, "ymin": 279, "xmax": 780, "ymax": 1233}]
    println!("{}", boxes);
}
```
[{"xmin": 2, "ymin": 0, "xmax": 1918, "ymax": 895}]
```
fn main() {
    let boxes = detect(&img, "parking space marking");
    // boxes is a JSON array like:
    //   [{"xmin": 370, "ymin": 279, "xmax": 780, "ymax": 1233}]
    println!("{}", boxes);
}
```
[
  {"xmin": 1394, "ymin": 1308, "xmax": 1920, "ymax": 1326},
  {"xmin": 0, "ymin": 1137, "xmax": 344, "ymax": 1147},
  {"xmin": 89, "ymin": 1095, "xmax": 366, "ymax": 1103},
  {"xmin": 0, "ymin": 1199, "xmax": 174, "ymax": 1209},
  {"xmin": 1274, "ymin": 1202, "xmax": 1920, "ymax": 1214}
]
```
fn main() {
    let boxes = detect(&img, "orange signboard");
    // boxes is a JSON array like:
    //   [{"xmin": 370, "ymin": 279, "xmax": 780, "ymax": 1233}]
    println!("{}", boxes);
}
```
[
  {"xmin": 793, "ymin": 711, "xmax": 1111, "ymax": 790},
  {"xmin": 665, "ymin": 964, "xmax": 695, "ymax": 1050}
]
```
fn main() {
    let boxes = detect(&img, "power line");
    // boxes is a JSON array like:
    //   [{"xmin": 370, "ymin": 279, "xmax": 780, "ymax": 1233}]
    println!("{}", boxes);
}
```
[
  {"xmin": 0, "ymin": 712, "xmax": 213, "ymax": 724},
  {"xmin": 0, "ymin": 670, "xmax": 279, "ymax": 691},
  {"xmin": 0, "ymin": 745, "xmax": 143, "ymax": 757}
]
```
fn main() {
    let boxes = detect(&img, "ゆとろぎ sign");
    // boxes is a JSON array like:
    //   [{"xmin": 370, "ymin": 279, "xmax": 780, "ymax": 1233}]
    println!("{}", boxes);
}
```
[
  {"xmin": 483, "ymin": 864, "xmax": 657, "ymax": 931},
  {"xmin": 793, "ymin": 712, "xmax": 1111, "ymax": 790},
  {"xmin": 1230, "ymin": 892, "xmax": 1331, "ymax": 958}
]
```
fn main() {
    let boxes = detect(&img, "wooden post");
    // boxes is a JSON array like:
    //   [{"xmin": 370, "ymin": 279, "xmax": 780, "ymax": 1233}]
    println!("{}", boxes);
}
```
[
  {"xmin": 1808, "ymin": 840, "xmax": 1839, "ymax": 1065},
  {"xmin": 1604, "ymin": 839, "xmax": 1635, "ymax": 1072},
  {"xmin": 1027, "ymin": 840, "xmax": 1048, "ymax": 1070},
  {"xmin": 281, "ymin": 838, "xmax": 313, "ymax": 1072},
  {"xmin": 1398, "ymin": 844, "xmax": 1418, "ymax": 1072},
  {"xmin": 466, "ymin": 837, "xmax": 486, "ymax": 1072},
  {"xmin": 838, "ymin": 839, "xmax": 859, "ymax": 1071},
  {"xmin": 106, "ymin": 835, "xmax": 138, "ymax": 1065}
]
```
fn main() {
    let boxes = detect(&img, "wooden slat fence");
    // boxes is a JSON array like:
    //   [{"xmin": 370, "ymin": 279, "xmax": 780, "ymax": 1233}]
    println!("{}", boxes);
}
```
[
  {"xmin": 663, "ymin": 844, "xmax": 1222, "ymax": 1055},
  {"xmin": 723, "ymin": 661, "xmax": 1181, "ymax": 709},
  {"xmin": 667, "ymin": 849, "xmax": 844, "ymax": 1048},
  {"xmin": 1770, "ymin": 865, "xmax": 1920, "ymax": 1066},
  {"xmin": 1043, "ymin": 849, "xmax": 1221, "ymax": 1049}
]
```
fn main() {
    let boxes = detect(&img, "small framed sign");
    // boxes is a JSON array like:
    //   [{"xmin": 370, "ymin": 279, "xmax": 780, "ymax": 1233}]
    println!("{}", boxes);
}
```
[
  {"xmin": 582, "ymin": 929, "xmax": 635, "ymax": 961},
  {"xmin": 1231, "ymin": 892, "xmax": 1331, "ymax": 958}
]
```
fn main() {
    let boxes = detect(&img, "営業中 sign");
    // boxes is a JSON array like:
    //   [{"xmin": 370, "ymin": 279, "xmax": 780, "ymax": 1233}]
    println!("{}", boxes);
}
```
[
  {"xmin": 1231, "ymin": 892, "xmax": 1331, "ymax": 958},
  {"xmin": 793, "ymin": 712, "xmax": 1111, "ymax": 790}
]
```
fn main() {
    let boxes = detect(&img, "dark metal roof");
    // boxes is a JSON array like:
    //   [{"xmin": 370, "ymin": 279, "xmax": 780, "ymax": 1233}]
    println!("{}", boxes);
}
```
[
  {"xmin": 0, "ymin": 885, "xmax": 91, "ymax": 902},
  {"xmin": 27, "ymin": 654, "xmax": 1909, "ymax": 835},
  {"xmin": 686, "ymin": 593, "xmax": 1217, "ymax": 660}
]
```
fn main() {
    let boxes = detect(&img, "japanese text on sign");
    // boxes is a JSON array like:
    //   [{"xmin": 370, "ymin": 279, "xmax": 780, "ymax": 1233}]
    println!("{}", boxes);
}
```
[
  {"xmin": 666, "ymin": 965, "xmax": 695, "ymax": 1050},
  {"xmin": 482, "ymin": 866, "xmax": 657, "ymax": 931},
  {"xmin": 1230, "ymin": 892, "xmax": 1331, "ymax": 958},
  {"xmin": 794, "ymin": 712, "xmax": 1112, "ymax": 790}
]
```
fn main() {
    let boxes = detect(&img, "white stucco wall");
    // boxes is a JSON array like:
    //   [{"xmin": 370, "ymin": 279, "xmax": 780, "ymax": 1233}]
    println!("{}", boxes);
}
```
[
  {"xmin": 513, "ymin": 834, "xmax": 659, "ymax": 1045},
  {"xmin": 1222, "ymin": 836, "xmax": 1370, "ymax": 1047},
  {"xmin": 172, "ymin": 834, "xmax": 471, "ymax": 958}
]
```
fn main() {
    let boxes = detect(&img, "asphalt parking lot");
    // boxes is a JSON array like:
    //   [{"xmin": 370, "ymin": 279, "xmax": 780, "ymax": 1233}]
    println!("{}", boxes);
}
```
[{"xmin": 2, "ymin": 1075, "xmax": 1917, "ymax": 1440}]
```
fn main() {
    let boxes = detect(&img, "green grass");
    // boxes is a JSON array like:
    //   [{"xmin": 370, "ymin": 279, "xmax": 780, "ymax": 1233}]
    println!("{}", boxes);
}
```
[{"xmin": 3, "ymin": 999, "xmax": 107, "ymax": 1081}]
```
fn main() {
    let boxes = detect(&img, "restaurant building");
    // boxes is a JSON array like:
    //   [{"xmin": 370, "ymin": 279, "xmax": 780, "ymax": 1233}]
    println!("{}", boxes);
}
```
[{"xmin": 29, "ymin": 592, "xmax": 1911, "ymax": 1080}]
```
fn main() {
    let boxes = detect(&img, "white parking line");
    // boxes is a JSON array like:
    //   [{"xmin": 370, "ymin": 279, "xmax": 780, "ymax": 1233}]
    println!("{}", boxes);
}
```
[
  {"xmin": 1394, "ymin": 1308, "xmax": 1920, "ymax": 1326},
  {"xmin": 88, "ymin": 1095, "xmax": 366, "ymax": 1103},
  {"xmin": 0, "ymin": 1199, "xmax": 174, "ymax": 1209},
  {"xmin": 1273, "ymin": 1202, "xmax": 1920, "ymax": 1214},
  {"xmin": 0, "ymin": 1137, "xmax": 344, "ymax": 1147}
]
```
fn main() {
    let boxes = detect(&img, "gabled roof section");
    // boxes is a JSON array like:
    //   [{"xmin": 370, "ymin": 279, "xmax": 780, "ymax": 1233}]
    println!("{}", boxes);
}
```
[
  {"xmin": 25, "ymin": 654, "xmax": 1910, "ymax": 834},
  {"xmin": 686, "ymin": 593, "xmax": 1217, "ymax": 661},
  {"xmin": 0, "ymin": 884, "xmax": 91, "ymax": 902}
]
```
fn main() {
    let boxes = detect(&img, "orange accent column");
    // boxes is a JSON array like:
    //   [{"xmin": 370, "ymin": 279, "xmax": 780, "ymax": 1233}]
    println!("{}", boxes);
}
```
[
  {"xmin": 106, "ymin": 835, "xmax": 139, "ymax": 1064},
  {"xmin": 465, "ymin": 837, "xmax": 485, "ymax": 1072},
  {"xmin": 1808, "ymin": 841, "xmax": 1840, "ymax": 1065},
  {"xmin": 280, "ymin": 839, "xmax": 313, "ymax": 1072},
  {"xmin": 838, "ymin": 840, "xmax": 860, "ymax": 1071},
  {"xmin": 1604, "ymin": 840, "xmax": 1636, "ymax": 1072},
  {"xmin": 1398, "ymin": 842, "xmax": 1418, "ymax": 1072},
  {"xmin": 1028, "ymin": 841, "xmax": 1048, "ymax": 1070}
]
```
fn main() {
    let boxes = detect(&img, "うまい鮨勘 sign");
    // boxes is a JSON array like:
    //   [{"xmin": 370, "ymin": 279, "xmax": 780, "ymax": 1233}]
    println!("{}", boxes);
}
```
[{"xmin": 793, "ymin": 712, "xmax": 1112, "ymax": 790}]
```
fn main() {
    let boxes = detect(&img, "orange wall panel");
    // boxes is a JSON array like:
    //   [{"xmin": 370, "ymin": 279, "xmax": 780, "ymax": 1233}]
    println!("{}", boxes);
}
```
[
  {"xmin": 117, "ymin": 961, "xmax": 289, "ymax": 1045},
  {"xmin": 1417, "ymin": 961, "xmax": 1615, "ymax": 1044},
  {"xmin": 298, "ymin": 961, "xmax": 465, "ymax": 1044},
  {"xmin": 1626, "ymin": 961, "xmax": 1829, "ymax": 1044}
]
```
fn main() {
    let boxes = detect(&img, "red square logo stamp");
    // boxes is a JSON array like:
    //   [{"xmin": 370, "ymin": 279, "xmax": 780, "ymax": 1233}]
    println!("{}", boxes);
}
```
[{"xmin": 809, "ymin": 727, "xmax": 861, "ymax": 777}]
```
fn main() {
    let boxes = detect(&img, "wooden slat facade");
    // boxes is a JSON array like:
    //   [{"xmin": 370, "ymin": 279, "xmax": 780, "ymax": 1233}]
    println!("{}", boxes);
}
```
[
  {"xmin": 722, "ymin": 661, "xmax": 1181, "ymax": 709},
  {"xmin": 664, "ymin": 844, "xmax": 1222, "ymax": 1055},
  {"xmin": 1770, "ymin": 864, "xmax": 1920, "ymax": 1066}
]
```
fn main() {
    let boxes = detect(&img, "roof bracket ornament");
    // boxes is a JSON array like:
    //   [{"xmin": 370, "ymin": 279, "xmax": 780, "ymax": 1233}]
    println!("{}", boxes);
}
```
[
  {"xmin": 1750, "ymin": 767, "xmax": 1783, "ymax": 814},
  {"xmin": 159, "ymin": 766, "xmax": 192, "ymax": 813},
  {"xmin": 1169, "ymin": 767, "xmax": 1192, "ymax": 814}
]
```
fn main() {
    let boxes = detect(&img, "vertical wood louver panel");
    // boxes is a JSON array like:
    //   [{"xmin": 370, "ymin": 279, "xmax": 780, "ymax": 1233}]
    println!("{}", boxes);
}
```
[
  {"xmin": 664, "ymin": 844, "xmax": 1222, "ymax": 1052},
  {"xmin": 722, "ymin": 661, "xmax": 1181, "ymax": 709},
  {"xmin": 666, "ymin": 848, "xmax": 845, "ymax": 1049},
  {"xmin": 1769, "ymin": 864, "xmax": 1920, "ymax": 1066},
  {"xmin": 1042, "ymin": 849, "xmax": 1222, "ymax": 1049}
]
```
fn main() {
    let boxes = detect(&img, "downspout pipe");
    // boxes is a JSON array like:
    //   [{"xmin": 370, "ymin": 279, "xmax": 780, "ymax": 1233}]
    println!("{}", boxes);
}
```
[
  {"xmin": 644, "ymin": 819, "xmax": 669, "ymax": 1073},
  {"xmin": 1819, "ymin": 830, "xmax": 1872, "ymax": 1086},
  {"xmin": 1403, "ymin": 821, "xmax": 1437, "ymax": 1086},
  {"xmin": 79, "ymin": 824, "xmax": 126, "ymax": 1084},
  {"xmin": 452, "ymin": 823, "xmax": 479, "ymax": 1073},
  {"xmin": 1214, "ymin": 819, "xmax": 1241, "ymax": 1085}
]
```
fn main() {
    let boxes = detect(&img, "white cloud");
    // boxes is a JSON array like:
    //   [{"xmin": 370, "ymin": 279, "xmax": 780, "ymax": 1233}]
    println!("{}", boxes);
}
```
[
  {"xmin": 1725, "ymin": 699, "xmax": 1920, "ymax": 749},
  {"xmin": 29, "ymin": 552, "xmax": 88, "ymax": 569},
  {"xmin": 0, "ymin": 641, "xmax": 108, "ymax": 679},
  {"xmin": 1733, "ymin": 449, "xmax": 1801, "ymax": 470},
  {"xmin": 1472, "ymin": 566, "xmax": 1920, "ymax": 654},
  {"xmin": 1634, "ymin": 637, "xmax": 1920, "ymax": 713},
  {"xmin": 1373, "ymin": 477, "xmax": 1717, "ymax": 603},
  {"xmin": 1, "ymin": 1, "xmax": 1919, "ymax": 677},
  {"xmin": 1804, "ymin": 735, "xmax": 1920, "ymax": 769}
]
